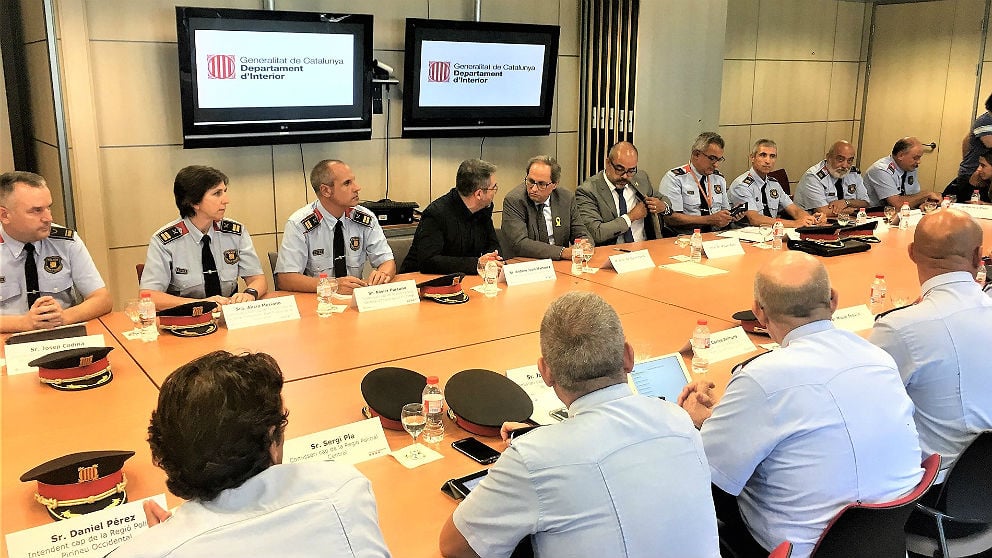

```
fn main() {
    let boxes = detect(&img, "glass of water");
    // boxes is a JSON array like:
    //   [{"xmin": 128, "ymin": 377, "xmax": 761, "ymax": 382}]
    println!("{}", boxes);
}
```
[
  {"xmin": 883, "ymin": 206, "xmax": 897, "ymax": 224},
  {"xmin": 124, "ymin": 299, "xmax": 142, "ymax": 334},
  {"xmin": 836, "ymin": 212, "xmax": 850, "ymax": 226},
  {"xmin": 758, "ymin": 224, "xmax": 772, "ymax": 246},
  {"xmin": 401, "ymin": 403, "xmax": 426, "ymax": 460},
  {"xmin": 581, "ymin": 240, "xmax": 595, "ymax": 272}
]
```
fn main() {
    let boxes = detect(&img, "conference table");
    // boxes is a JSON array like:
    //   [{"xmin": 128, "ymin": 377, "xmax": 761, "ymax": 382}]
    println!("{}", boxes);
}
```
[{"xmin": 3, "ymin": 217, "xmax": 990, "ymax": 558}]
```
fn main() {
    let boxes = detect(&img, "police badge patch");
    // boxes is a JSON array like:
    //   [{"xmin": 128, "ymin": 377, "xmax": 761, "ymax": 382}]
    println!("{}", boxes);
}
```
[
  {"xmin": 350, "ymin": 237, "xmax": 360, "ymax": 251},
  {"xmin": 908, "ymin": 176, "xmax": 915, "ymax": 185},
  {"xmin": 224, "ymin": 249, "xmax": 239, "ymax": 264},
  {"xmin": 847, "ymin": 184, "xmax": 856, "ymax": 194},
  {"xmin": 769, "ymin": 189, "xmax": 780, "ymax": 199},
  {"xmin": 44, "ymin": 256, "xmax": 63, "ymax": 274},
  {"xmin": 714, "ymin": 184, "xmax": 723, "ymax": 194}
]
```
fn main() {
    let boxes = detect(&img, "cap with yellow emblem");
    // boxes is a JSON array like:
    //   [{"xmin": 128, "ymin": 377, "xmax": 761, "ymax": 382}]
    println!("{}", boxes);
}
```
[
  {"xmin": 20, "ymin": 450, "xmax": 134, "ymax": 520},
  {"xmin": 157, "ymin": 300, "xmax": 219, "ymax": 337},
  {"xmin": 28, "ymin": 346, "xmax": 114, "ymax": 391}
]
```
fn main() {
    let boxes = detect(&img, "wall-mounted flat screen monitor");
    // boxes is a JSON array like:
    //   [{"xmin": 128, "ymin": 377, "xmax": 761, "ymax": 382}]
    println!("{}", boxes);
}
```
[
  {"xmin": 402, "ymin": 18, "xmax": 559, "ymax": 138},
  {"xmin": 176, "ymin": 7, "xmax": 372, "ymax": 149}
]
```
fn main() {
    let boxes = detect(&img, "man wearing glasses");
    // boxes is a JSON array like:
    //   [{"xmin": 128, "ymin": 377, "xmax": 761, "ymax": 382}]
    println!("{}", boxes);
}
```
[
  {"xmin": 730, "ymin": 139, "xmax": 819, "ymax": 228},
  {"xmin": 402, "ymin": 159, "xmax": 502, "ymax": 275},
  {"xmin": 660, "ymin": 132, "xmax": 744, "ymax": 234},
  {"xmin": 501, "ymin": 155, "xmax": 591, "ymax": 259},
  {"xmin": 576, "ymin": 141, "xmax": 672, "ymax": 245}
]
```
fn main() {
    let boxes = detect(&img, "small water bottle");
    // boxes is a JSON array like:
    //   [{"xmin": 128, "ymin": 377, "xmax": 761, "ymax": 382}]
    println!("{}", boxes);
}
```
[
  {"xmin": 571, "ymin": 244, "xmax": 584, "ymax": 275},
  {"xmin": 691, "ymin": 320, "xmax": 710, "ymax": 374},
  {"xmin": 869, "ymin": 274, "xmax": 888, "ymax": 313},
  {"xmin": 138, "ymin": 291, "xmax": 158, "ymax": 342},
  {"xmin": 899, "ymin": 203, "xmax": 911, "ymax": 230},
  {"xmin": 941, "ymin": 196, "xmax": 951, "ymax": 209},
  {"xmin": 772, "ymin": 220, "xmax": 784, "ymax": 250},
  {"xmin": 977, "ymin": 265, "xmax": 987, "ymax": 285},
  {"xmin": 422, "ymin": 376, "xmax": 445, "ymax": 443},
  {"xmin": 855, "ymin": 208, "xmax": 867, "ymax": 225},
  {"xmin": 316, "ymin": 273, "xmax": 336, "ymax": 318},
  {"xmin": 483, "ymin": 259, "xmax": 499, "ymax": 297},
  {"xmin": 972, "ymin": 189, "xmax": 981, "ymax": 203},
  {"xmin": 689, "ymin": 229, "xmax": 703, "ymax": 263}
]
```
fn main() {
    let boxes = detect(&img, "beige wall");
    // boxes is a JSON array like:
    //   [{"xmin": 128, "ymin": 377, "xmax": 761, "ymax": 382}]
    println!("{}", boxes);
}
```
[
  {"xmin": 0, "ymin": 41, "xmax": 14, "ymax": 173},
  {"xmin": 52, "ymin": 0, "xmax": 579, "ymax": 308},
  {"xmin": 718, "ymin": 0, "xmax": 870, "ymax": 187}
]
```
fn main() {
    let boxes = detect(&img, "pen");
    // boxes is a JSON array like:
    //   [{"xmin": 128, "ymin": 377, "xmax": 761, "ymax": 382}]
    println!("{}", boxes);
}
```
[{"xmin": 614, "ymin": 248, "xmax": 631, "ymax": 253}]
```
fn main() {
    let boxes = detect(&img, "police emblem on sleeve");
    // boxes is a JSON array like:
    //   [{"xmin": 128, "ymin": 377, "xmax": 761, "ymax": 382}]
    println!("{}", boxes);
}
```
[
  {"xmin": 847, "ymin": 184, "xmax": 856, "ymax": 194},
  {"xmin": 44, "ymin": 256, "xmax": 63, "ymax": 274},
  {"xmin": 908, "ymin": 176, "xmax": 915, "ymax": 185},
  {"xmin": 350, "ymin": 237, "xmax": 360, "ymax": 251},
  {"xmin": 223, "ymin": 249, "xmax": 239, "ymax": 264},
  {"xmin": 770, "ymin": 189, "xmax": 780, "ymax": 199}
]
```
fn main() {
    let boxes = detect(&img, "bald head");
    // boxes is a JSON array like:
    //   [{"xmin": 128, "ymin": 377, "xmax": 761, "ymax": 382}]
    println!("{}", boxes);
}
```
[
  {"xmin": 910, "ymin": 208, "xmax": 983, "ymax": 280},
  {"xmin": 607, "ymin": 141, "xmax": 638, "ymax": 161},
  {"xmin": 754, "ymin": 252, "xmax": 834, "ymax": 323}
]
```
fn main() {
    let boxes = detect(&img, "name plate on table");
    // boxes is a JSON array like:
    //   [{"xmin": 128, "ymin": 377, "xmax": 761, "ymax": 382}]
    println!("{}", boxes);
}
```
[
  {"xmin": 952, "ymin": 203, "xmax": 992, "ymax": 220},
  {"xmin": 4, "ymin": 334, "xmax": 105, "ymax": 375},
  {"xmin": 507, "ymin": 364, "xmax": 566, "ymax": 425},
  {"xmin": 608, "ymin": 249, "xmax": 655, "ymax": 273},
  {"xmin": 5, "ymin": 494, "xmax": 167, "ymax": 558},
  {"xmin": 283, "ymin": 417, "xmax": 391, "ymax": 465},
  {"xmin": 222, "ymin": 295, "xmax": 301, "ymax": 330},
  {"xmin": 832, "ymin": 304, "xmax": 874, "ymax": 332},
  {"xmin": 702, "ymin": 237, "xmax": 745, "ymax": 259},
  {"xmin": 354, "ymin": 280, "xmax": 420, "ymax": 312},
  {"xmin": 503, "ymin": 259, "xmax": 556, "ymax": 286},
  {"xmin": 707, "ymin": 326, "xmax": 758, "ymax": 364}
]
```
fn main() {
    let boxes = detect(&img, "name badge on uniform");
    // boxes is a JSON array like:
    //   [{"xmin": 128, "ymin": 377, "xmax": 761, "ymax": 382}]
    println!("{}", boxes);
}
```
[
  {"xmin": 312, "ymin": 249, "xmax": 324, "ymax": 256},
  {"xmin": 176, "ymin": 268, "xmax": 188, "ymax": 275},
  {"xmin": 43, "ymin": 256, "xmax": 63, "ymax": 274},
  {"xmin": 224, "ymin": 249, "xmax": 239, "ymax": 264}
]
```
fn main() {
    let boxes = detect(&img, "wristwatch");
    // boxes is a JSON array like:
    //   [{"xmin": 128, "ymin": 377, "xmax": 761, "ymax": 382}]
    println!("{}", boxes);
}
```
[{"xmin": 243, "ymin": 288, "xmax": 259, "ymax": 300}]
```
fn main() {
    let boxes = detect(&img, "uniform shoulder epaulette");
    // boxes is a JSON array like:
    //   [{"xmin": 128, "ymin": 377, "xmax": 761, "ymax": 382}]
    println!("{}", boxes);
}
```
[
  {"xmin": 48, "ymin": 225, "xmax": 76, "ymax": 241},
  {"xmin": 815, "ymin": 169, "xmax": 827, "ymax": 179},
  {"xmin": 349, "ymin": 207, "xmax": 374, "ymax": 228},
  {"xmin": 217, "ymin": 219, "xmax": 243, "ymax": 235},
  {"xmin": 874, "ymin": 303, "xmax": 914, "ymax": 322},
  {"xmin": 743, "ymin": 174, "xmax": 754, "ymax": 185},
  {"xmin": 712, "ymin": 169, "xmax": 723, "ymax": 177},
  {"xmin": 670, "ymin": 166, "xmax": 687, "ymax": 176},
  {"xmin": 155, "ymin": 221, "xmax": 188, "ymax": 245},
  {"xmin": 851, "ymin": 167, "xmax": 860, "ymax": 174},
  {"xmin": 300, "ymin": 210, "xmax": 322, "ymax": 233},
  {"xmin": 767, "ymin": 174, "xmax": 780, "ymax": 183},
  {"xmin": 730, "ymin": 351, "xmax": 771, "ymax": 375},
  {"xmin": 886, "ymin": 161, "xmax": 897, "ymax": 173}
]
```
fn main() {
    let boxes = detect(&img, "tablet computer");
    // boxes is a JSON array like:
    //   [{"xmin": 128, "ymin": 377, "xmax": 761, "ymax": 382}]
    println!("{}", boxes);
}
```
[
  {"xmin": 628, "ymin": 352, "xmax": 692, "ymax": 402},
  {"xmin": 5, "ymin": 323, "xmax": 88, "ymax": 345},
  {"xmin": 444, "ymin": 468, "xmax": 490, "ymax": 500}
]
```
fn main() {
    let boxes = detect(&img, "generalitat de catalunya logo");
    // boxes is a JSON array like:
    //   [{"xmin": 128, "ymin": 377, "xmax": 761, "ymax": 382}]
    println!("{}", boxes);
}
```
[
  {"xmin": 427, "ymin": 61, "xmax": 450, "ymax": 82},
  {"xmin": 206, "ymin": 54, "xmax": 236, "ymax": 79}
]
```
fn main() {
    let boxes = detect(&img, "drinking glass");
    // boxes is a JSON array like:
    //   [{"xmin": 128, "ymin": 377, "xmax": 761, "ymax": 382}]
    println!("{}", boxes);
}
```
[
  {"xmin": 674, "ymin": 235, "xmax": 691, "ymax": 250},
  {"xmin": 581, "ymin": 240, "xmax": 595, "ymax": 272},
  {"xmin": 836, "ymin": 212, "xmax": 850, "ymax": 226},
  {"xmin": 883, "ymin": 206, "xmax": 897, "ymax": 224},
  {"xmin": 758, "ymin": 224, "xmax": 772, "ymax": 246},
  {"xmin": 921, "ymin": 201, "xmax": 938, "ymax": 215},
  {"xmin": 401, "ymin": 403, "xmax": 426, "ymax": 459},
  {"xmin": 123, "ymin": 299, "xmax": 142, "ymax": 334}
]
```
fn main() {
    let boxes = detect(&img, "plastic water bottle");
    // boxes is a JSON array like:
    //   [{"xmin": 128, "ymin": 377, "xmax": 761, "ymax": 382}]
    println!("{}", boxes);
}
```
[
  {"xmin": 691, "ymin": 320, "xmax": 710, "ymax": 374},
  {"xmin": 972, "ymin": 189, "xmax": 981, "ymax": 203},
  {"xmin": 316, "ymin": 273, "xmax": 335, "ymax": 317},
  {"xmin": 899, "ymin": 203, "xmax": 911, "ymax": 230},
  {"xmin": 977, "ymin": 265, "xmax": 987, "ymax": 285},
  {"xmin": 941, "ymin": 196, "xmax": 951, "ymax": 209},
  {"xmin": 422, "ymin": 376, "xmax": 445, "ymax": 443},
  {"xmin": 856, "ymin": 208, "xmax": 867, "ymax": 225},
  {"xmin": 869, "ymin": 274, "xmax": 888, "ymax": 313},
  {"xmin": 138, "ymin": 291, "xmax": 158, "ymax": 342},
  {"xmin": 483, "ymin": 259, "xmax": 499, "ymax": 297},
  {"xmin": 689, "ymin": 229, "xmax": 703, "ymax": 263},
  {"xmin": 772, "ymin": 220, "xmax": 784, "ymax": 250}
]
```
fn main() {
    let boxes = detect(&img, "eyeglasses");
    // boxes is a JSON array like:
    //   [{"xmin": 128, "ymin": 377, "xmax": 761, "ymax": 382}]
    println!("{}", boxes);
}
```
[
  {"xmin": 480, "ymin": 184, "xmax": 499, "ymax": 193},
  {"xmin": 609, "ymin": 160, "xmax": 638, "ymax": 176},
  {"xmin": 699, "ymin": 153, "xmax": 726, "ymax": 163},
  {"xmin": 525, "ymin": 177, "xmax": 555, "ymax": 190}
]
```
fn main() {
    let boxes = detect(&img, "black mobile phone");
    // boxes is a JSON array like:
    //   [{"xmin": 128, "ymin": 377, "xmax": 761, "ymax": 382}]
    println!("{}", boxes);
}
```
[
  {"xmin": 451, "ymin": 437, "xmax": 501, "ymax": 464},
  {"xmin": 730, "ymin": 203, "xmax": 747, "ymax": 219},
  {"xmin": 507, "ymin": 425, "xmax": 542, "ymax": 440},
  {"xmin": 549, "ymin": 408, "xmax": 569, "ymax": 421}
]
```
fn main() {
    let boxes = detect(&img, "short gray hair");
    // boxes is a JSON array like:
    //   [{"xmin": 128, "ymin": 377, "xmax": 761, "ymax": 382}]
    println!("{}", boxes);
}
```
[
  {"xmin": 691, "ymin": 132, "xmax": 725, "ymax": 153},
  {"xmin": 0, "ymin": 171, "xmax": 47, "ymax": 205},
  {"xmin": 455, "ymin": 159, "xmax": 497, "ymax": 196},
  {"xmin": 750, "ymin": 139, "xmax": 777, "ymax": 157},
  {"xmin": 309, "ymin": 159, "xmax": 345, "ymax": 195},
  {"xmin": 525, "ymin": 155, "xmax": 561, "ymax": 184},
  {"xmin": 753, "ymin": 262, "xmax": 831, "ymax": 321},
  {"xmin": 540, "ymin": 292, "xmax": 626, "ymax": 391}
]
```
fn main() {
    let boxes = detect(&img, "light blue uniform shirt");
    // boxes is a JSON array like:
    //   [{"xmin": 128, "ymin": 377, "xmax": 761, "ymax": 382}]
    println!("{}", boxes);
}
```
[
  {"xmin": 864, "ymin": 155, "xmax": 920, "ymax": 206},
  {"xmin": 729, "ymin": 168, "xmax": 793, "ymax": 218},
  {"xmin": 454, "ymin": 383, "xmax": 720, "ymax": 558},
  {"xmin": 0, "ymin": 224, "xmax": 105, "ymax": 315},
  {"xmin": 660, "ymin": 163, "xmax": 731, "ymax": 220},
  {"xmin": 793, "ymin": 160, "xmax": 869, "ymax": 211},
  {"xmin": 275, "ymin": 202, "xmax": 393, "ymax": 279},
  {"xmin": 108, "ymin": 462, "xmax": 391, "ymax": 558},
  {"xmin": 701, "ymin": 321, "xmax": 924, "ymax": 558},
  {"xmin": 140, "ymin": 217, "xmax": 262, "ymax": 299},
  {"xmin": 870, "ymin": 271, "xmax": 992, "ymax": 476}
]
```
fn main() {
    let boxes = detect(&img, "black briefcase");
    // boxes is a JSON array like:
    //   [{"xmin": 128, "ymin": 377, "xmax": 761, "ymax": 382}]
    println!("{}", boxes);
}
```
[{"xmin": 787, "ymin": 238, "xmax": 871, "ymax": 257}]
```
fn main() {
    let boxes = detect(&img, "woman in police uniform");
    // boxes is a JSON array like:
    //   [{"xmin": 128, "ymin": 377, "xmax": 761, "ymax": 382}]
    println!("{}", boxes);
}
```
[{"xmin": 139, "ymin": 166, "xmax": 267, "ymax": 309}]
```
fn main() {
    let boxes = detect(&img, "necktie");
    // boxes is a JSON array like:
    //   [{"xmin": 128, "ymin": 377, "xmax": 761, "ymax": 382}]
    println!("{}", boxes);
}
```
[
  {"xmin": 24, "ymin": 243, "xmax": 40, "ymax": 306},
  {"xmin": 333, "ymin": 219, "xmax": 348, "ymax": 279},
  {"xmin": 835, "ymin": 178, "xmax": 844, "ymax": 201},
  {"xmin": 900, "ymin": 173, "xmax": 907, "ymax": 195},
  {"xmin": 616, "ymin": 187, "xmax": 635, "ymax": 244},
  {"xmin": 201, "ymin": 235, "xmax": 222, "ymax": 297},
  {"xmin": 535, "ymin": 203, "xmax": 550, "ymax": 244}
]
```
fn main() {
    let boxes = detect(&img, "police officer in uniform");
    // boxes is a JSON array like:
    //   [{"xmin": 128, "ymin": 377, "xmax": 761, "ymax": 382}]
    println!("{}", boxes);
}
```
[
  {"xmin": 140, "ymin": 166, "xmax": 266, "ymax": 310},
  {"xmin": 0, "ymin": 171, "xmax": 112, "ymax": 333},
  {"xmin": 660, "ymin": 132, "xmax": 744, "ymax": 234},
  {"xmin": 794, "ymin": 140, "xmax": 870, "ymax": 218},
  {"xmin": 864, "ymin": 137, "xmax": 942, "ymax": 209},
  {"xmin": 730, "ymin": 139, "xmax": 819, "ymax": 228},
  {"xmin": 275, "ymin": 160, "xmax": 395, "ymax": 294}
]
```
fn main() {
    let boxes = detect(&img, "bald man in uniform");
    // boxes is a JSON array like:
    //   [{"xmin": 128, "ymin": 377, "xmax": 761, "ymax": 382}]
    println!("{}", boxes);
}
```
[
  {"xmin": 794, "ymin": 141, "xmax": 870, "ymax": 218},
  {"xmin": 864, "ymin": 137, "xmax": 942, "ymax": 209},
  {"xmin": 871, "ymin": 208, "xmax": 992, "ymax": 477}
]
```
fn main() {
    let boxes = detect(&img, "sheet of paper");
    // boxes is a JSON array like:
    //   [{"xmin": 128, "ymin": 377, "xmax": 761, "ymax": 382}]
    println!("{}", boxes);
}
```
[
  {"xmin": 702, "ymin": 237, "xmax": 746, "ymax": 259},
  {"xmin": 506, "ymin": 365, "xmax": 566, "ymax": 425},
  {"xmin": 503, "ymin": 259, "xmax": 556, "ymax": 286},
  {"xmin": 832, "ymin": 304, "xmax": 875, "ymax": 332},
  {"xmin": 659, "ymin": 262, "xmax": 730, "ymax": 277},
  {"xmin": 717, "ymin": 227, "xmax": 766, "ymax": 244},
  {"xmin": 392, "ymin": 443, "xmax": 444, "ymax": 468},
  {"xmin": 608, "ymin": 249, "xmax": 656, "ymax": 273},
  {"xmin": 223, "ymin": 295, "xmax": 301, "ymax": 329},
  {"xmin": 706, "ymin": 326, "xmax": 758, "ymax": 364},
  {"xmin": 5, "ymin": 494, "xmax": 167, "ymax": 558},
  {"xmin": 354, "ymin": 280, "xmax": 420, "ymax": 312},
  {"xmin": 283, "ymin": 417, "xmax": 391, "ymax": 465},
  {"xmin": 4, "ymin": 334, "xmax": 106, "ymax": 375},
  {"xmin": 950, "ymin": 203, "xmax": 992, "ymax": 220}
]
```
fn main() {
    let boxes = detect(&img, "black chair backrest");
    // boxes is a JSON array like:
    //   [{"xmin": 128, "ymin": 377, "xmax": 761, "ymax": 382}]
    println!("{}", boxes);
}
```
[{"xmin": 938, "ymin": 431, "xmax": 992, "ymax": 522}]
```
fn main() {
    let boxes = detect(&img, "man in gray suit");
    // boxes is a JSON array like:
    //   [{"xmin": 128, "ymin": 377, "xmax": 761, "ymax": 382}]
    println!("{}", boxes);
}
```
[
  {"xmin": 501, "ymin": 155, "xmax": 591, "ymax": 260},
  {"xmin": 575, "ymin": 141, "xmax": 672, "ymax": 245}
]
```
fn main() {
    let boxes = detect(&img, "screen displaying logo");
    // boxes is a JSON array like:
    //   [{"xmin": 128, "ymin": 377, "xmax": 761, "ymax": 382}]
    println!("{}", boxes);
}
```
[
  {"xmin": 427, "ymin": 61, "xmax": 451, "ymax": 82},
  {"xmin": 206, "ymin": 54, "xmax": 236, "ymax": 79}
]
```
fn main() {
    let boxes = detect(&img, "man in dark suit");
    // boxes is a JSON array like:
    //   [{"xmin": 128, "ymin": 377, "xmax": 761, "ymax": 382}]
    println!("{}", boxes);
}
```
[
  {"xmin": 501, "ymin": 155, "xmax": 591, "ymax": 260},
  {"xmin": 575, "ymin": 141, "xmax": 672, "ymax": 245}
]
